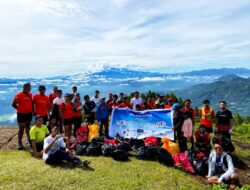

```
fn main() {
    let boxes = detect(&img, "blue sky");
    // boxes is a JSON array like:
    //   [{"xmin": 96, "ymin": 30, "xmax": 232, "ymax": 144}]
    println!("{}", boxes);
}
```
[{"xmin": 0, "ymin": 0, "xmax": 250, "ymax": 77}]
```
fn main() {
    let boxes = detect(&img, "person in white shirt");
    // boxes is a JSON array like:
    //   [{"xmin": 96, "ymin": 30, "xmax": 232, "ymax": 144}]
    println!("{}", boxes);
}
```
[
  {"xmin": 130, "ymin": 91, "xmax": 143, "ymax": 111},
  {"xmin": 207, "ymin": 143, "xmax": 240, "ymax": 188},
  {"xmin": 51, "ymin": 90, "xmax": 64, "ymax": 132},
  {"xmin": 91, "ymin": 90, "xmax": 101, "ymax": 105},
  {"xmin": 43, "ymin": 126, "xmax": 88, "ymax": 165}
]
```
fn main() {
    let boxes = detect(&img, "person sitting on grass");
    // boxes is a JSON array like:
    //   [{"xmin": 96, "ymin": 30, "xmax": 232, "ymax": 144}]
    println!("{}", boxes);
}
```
[
  {"xmin": 207, "ymin": 143, "xmax": 240, "ymax": 189},
  {"xmin": 29, "ymin": 115, "xmax": 50, "ymax": 158},
  {"xmin": 194, "ymin": 125, "xmax": 211, "ymax": 156},
  {"xmin": 43, "ymin": 126, "xmax": 90, "ymax": 166}
]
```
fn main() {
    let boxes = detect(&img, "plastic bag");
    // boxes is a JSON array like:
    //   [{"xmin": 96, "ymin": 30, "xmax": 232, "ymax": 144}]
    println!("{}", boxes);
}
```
[{"xmin": 157, "ymin": 148, "xmax": 174, "ymax": 167}]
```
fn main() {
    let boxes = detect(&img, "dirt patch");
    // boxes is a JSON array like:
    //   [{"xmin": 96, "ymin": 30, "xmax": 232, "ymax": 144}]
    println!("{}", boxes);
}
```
[{"xmin": 0, "ymin": 127, "xmax": 30, "ymax": 150}]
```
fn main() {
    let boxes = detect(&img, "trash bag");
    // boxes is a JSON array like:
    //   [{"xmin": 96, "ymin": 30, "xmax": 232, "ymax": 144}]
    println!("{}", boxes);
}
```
[
  {"xmin": 173, "ymin": 153, "xmax": 195, "ymax": 174},
  {"xmin": 117, "ymin": 142, "xmax": 131, "ymax": 152},
  {"xmin": 111, "ymin": 149, "xmax": 129, "ymax": 161},
  {"xmin": 75, "ymin": 142, "xmax": 89, "ymax": 155},
  {"xmin": 136, "ymin": 146, "xmax": 159, "ymax": 160},
  {"xmin": 101, "ymin": 144, "xmax": 116, "ymax": 156},
  {"xmin": 128, "ymin": 138, "xmax": 144, "ymax": 150},
  {"xmin": 157, "ymin": 148, "xmax": 174, "ymax": 167},
  {"xmin": 187, "ymin": 150, "xmax": 208, "ymax": 176},
  {"xmin": 86, "ymin": 142, "xmax": 102, "ymax": 156},
  {"xmin": 144, "ymin": 136, "xmax": 159, "ymax": 146},
  {"xmin": 91, "ymin": 136, "xmax": 104, "ymax": 143}
]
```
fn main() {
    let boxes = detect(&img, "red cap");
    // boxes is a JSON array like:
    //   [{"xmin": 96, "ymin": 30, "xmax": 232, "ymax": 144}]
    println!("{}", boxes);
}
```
[{"xmin": 167, "ymin": 98, "xmax": 173, "ymax": 101}]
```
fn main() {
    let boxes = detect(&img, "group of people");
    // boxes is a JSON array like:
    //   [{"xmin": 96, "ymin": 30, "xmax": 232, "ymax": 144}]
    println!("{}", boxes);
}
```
[{"xmin": 12, "ymin": 82, "xmax": 240, "ymax": 187}]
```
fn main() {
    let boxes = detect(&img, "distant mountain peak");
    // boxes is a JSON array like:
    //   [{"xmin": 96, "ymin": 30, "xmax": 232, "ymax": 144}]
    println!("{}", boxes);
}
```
[{"xmin": 217, "ymin": 74, "xmax": 241, "ymax": 81}]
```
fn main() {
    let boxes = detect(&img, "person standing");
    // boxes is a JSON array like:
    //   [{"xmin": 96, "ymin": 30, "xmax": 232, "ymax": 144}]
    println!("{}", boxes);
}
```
[
  {"xmin": 182, "ymin": 99, "xmax": 196, "ymax": 149},
  {"xmin": 130, "ymin": 91, "xmax": 143, "ymax": 111},
  {"xmin": 72, "ymin": 93, "xmax": 83, "ymax": 137},
  {"xmin": 108, "ymin": 94, "xmax": 119, "ymax": 114},
  {"xmin": 91, "ymin": 90, "xmax": 101, "ymax": 105},
  {"xmin": 215, "ymin": 101, "xmax": 233, "ymax": 140},
  {"xmin": 49, "ymin": 86, "xmax": 58, "ymax": 112},
  {"xmin": 33, "ymin": 85, "xmax": 50, "ymax": 124},
  {"xmin": 60, "ymin": 93, "xmax": 74, "ymax": 139},
  {"xmin": 12, "ymin": 82, "xmax": 33, "ymax": 150},
  {"xmin": 51, "ymin": 89, "xmax": 64, "ymax": 132},
  {"xmin": 83, "ymin": 95, "xmax": 96, "ymax": 124},
  {"xmin": 199, "ymin": 100, "xmax": 215, "ymax": 134},
  {"xmin": 165, "ymin": 98, "xmax": 174, "ymax": 109},
  {"xmin": 96, "ymin": 97, "xmax": 109, "ymax": 137},
  {"xmin": 70, "ymin": 86, "xmax": 78, "ymax": 101}
]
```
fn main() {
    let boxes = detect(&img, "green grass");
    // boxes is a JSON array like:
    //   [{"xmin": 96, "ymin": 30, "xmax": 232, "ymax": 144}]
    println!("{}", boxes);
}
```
[{"xmin": 0, "ymin": 150, "xmax": 211, "ymax": 190}]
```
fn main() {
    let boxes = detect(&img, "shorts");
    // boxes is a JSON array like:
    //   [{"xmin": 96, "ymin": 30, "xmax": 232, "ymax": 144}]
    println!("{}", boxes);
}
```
[
  {"xmin": 36, "ymin": 142, "xmax": 44, "ymax": 152},
  {"xmin": 204, "ymin": 127, "xmax": 213, "ymax": 133},
  {"xmin": 63, "ymin": 118, "xmax": 73, "ymax": 125},
  {"xmin": 17, "ymin": 113, "xmax": 33, "ymax": 123}
]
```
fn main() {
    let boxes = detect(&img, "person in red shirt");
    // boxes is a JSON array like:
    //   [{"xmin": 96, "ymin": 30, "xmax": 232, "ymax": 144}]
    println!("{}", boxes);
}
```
[
  {"xmin": 49, "ymin": 86, "xmax": 58, "ymax": 112},
  {"xmin": 33, "ymin": 85, "xmax": 50, "ymax": 124},
  {"xmin": 165, "ymin": 98, "xmax": 174, "ymax": 109},
  {"xmin": 199, "ymin": 99, "xmax": 215, "ymax": 134},
  {"xmin": 146, "ymin": 96, "xmax": 155, "ymax": 109},
  {"xmin": 106, "ymin": 92, "xmax": 113, "ymax": 105},
  {"xmin": 12, "ymin": 82, "xmax": 33, "ymax": 150},
  {"xmin": 72, "ymin": 93, "xmax": 83, "ymax": 137},
  {"xmin": 195, "ymin": 125, "xmax": 211, "ymax": 156},
  {"xmin": 118, "ymin": 96, "xmax": 132, "ymax": 109},
  {"xmin": 60, "ymin": 93, "xmax": 74, "ymax": 139},
  {"xmin": 108, "ymin": 94, "xmax": 119, "ymax": 114}
]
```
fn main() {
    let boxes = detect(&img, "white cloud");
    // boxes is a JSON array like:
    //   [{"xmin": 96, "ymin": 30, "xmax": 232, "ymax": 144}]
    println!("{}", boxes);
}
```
[{"xmin": 0, "ymin": 0, "xmax": 249, "ymax": 77}]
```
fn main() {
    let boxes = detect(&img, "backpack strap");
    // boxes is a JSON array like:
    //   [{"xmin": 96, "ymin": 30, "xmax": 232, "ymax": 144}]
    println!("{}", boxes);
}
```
[{"xmin": 223, "ymin": 155, "xmax": 228, "ymax": 169}]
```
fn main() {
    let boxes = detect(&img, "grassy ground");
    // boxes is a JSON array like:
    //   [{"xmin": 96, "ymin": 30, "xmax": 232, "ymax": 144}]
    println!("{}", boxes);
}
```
[{"xmin": 0, "ymin": 150, "xmax": 211, "ymax": 190}]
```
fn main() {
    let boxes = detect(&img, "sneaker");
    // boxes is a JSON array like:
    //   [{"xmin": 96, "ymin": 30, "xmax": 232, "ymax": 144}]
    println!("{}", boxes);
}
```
[{"xmin": 17, "ymin": 144, "xmax": 25, "ymax": 150}]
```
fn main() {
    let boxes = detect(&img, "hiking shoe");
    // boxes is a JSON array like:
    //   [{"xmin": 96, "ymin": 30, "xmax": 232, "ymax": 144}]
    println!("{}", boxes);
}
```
[{"xmin": 17, "ymin": 145, "xmax": 25, "ymax": 151}]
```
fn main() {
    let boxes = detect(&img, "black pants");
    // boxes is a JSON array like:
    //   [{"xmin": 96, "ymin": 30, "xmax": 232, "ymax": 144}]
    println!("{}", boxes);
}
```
[
  {"xmin": 73, "ymin": 116, "xmax": 82, "ymax": 136},
  {"xmin": 216, "ymin": 130, "xmax": 231, "ymax": 140},
  {"xmin": 99, "ymin": 119, "xmax": 109, "ymax": 137},
  {"xmin": 177, "ymin": 130, "xmax": 187, "ymax": 152}
]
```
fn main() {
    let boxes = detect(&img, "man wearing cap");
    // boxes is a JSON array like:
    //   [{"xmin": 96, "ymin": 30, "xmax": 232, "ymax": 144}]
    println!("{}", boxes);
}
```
[
  {"xmin": 199, "ymin": 100, "xmax": 215, "ymax": 134},
  {"xmin": 165, "ymin": 98, "xmax": 174, "ymax": 109},
  {"xmin": 12, "ymin": 82, "xmax": 33, "ymax": 150},
  {"xmin": 106, "ymin": 92, "xmax": 113, "ymax": 105},
  {"xmin": 33, "ymin": 85, "xmax": 50, "ymax": 125}
]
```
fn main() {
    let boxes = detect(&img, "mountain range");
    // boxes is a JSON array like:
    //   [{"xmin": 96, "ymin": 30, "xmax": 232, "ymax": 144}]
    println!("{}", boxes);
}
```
[{"xmin": 0, "ymin": 67, "xmax": 250, "ymax": 125}]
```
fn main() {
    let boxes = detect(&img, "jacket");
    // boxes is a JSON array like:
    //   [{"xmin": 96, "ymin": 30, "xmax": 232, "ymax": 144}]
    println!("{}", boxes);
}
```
[{"xmin": 208, "ymin": 150, "xmax": 234, "ymax": 183}]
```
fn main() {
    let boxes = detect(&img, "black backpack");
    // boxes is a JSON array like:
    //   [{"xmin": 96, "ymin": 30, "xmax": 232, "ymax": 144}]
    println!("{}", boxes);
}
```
[{"xmin": 188, "ymin": 150, "xmax": 208, "ymax": 176}]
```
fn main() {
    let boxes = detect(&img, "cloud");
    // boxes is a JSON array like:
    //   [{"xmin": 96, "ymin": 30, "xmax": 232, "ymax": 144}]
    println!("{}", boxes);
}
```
[{"xmin": 0, "ymin": 0, "xmax": 249, "ymax": 77}]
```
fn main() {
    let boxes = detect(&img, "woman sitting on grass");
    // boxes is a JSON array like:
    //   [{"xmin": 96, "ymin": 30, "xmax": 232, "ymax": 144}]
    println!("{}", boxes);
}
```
[{"xmin": 43, "ymin": 126, "xmax": 90, "ymax": 167}]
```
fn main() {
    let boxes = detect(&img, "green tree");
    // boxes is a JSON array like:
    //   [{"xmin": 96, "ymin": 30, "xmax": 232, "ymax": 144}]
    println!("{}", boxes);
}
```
[{"xmin": 234, "ymin": 112, "xmax": 244, "ymax": 126}]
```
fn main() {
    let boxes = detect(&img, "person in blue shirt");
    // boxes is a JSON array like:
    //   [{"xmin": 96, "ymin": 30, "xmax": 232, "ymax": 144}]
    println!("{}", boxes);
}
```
[{"xmin": 96, "ymin": 97, "xmax": 109, "ymax": 137}]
